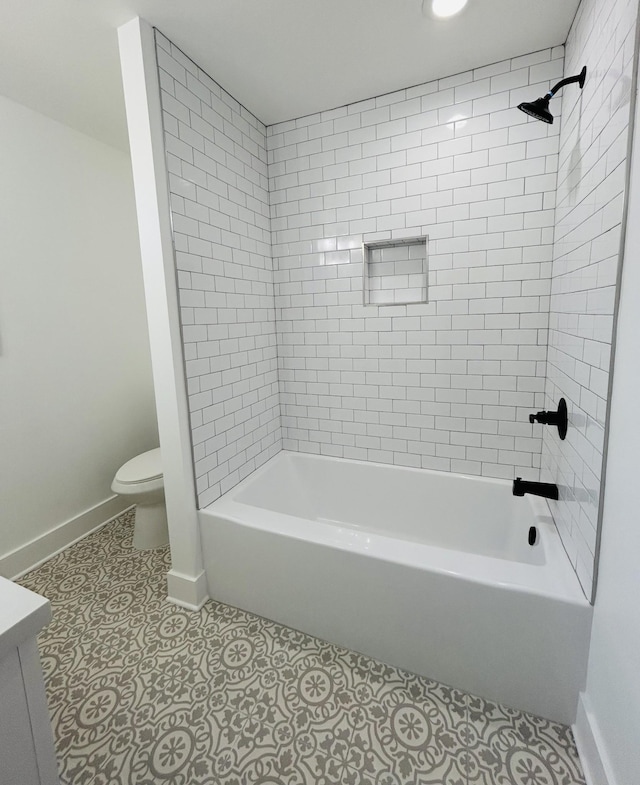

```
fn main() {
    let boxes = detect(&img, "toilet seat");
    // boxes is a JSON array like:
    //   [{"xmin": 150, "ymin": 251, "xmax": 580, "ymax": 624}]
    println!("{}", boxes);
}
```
[
  {"xmin": 114, "ymin": 448, "xmax": 162, "ymax": 485},
  {"xmin": 111, "ymin": 448, "xmax": 167, "ymax": 549}
]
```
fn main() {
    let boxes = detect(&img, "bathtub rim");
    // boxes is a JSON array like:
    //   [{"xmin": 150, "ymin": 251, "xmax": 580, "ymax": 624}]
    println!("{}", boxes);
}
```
[{"xmin": 202, "ymin": 450, "xmax": 589, "ymax": 607}]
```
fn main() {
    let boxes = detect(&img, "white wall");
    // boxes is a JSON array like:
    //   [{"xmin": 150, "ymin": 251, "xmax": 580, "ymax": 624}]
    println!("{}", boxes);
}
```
[
  {"xmin": 576, "ymin": 69, "xmax": 640, "ymax": 785},
  {"xmin": 0, "ymin": 94, "xmax": 158, "ymax": 575},
  {"xmin": 541, "ymin": 0, "xmax": 638, "ymax": 597}
]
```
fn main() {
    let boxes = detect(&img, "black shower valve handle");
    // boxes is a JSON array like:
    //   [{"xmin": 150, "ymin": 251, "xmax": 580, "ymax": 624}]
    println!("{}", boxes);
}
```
[
  {"xmin": 529, "ymin": 410, "xmax": 559, "ymax": 425},
  {"xmin": 528, "ymin": 398, "xmax": 568, "ymax": 441}
]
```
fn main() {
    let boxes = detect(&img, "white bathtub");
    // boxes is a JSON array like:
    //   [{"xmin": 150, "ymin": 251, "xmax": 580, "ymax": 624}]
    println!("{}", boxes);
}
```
[{"xmin": 199, "ymin": 451, "xmax": 592, "ymax": 724}]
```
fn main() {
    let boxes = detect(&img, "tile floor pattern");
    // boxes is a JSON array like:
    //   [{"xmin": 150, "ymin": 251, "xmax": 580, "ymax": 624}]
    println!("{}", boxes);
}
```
[{"xmin": 19, "ymin": 511, "xmax": 585, "ymax": 785}]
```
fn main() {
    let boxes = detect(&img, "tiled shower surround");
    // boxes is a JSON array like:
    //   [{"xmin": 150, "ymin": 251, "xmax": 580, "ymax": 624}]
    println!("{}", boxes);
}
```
[
  {"xmin": 160, "ymin": 38, "xmax": 564, "ymax": 495},
  {"xmin": 156, "ymin": 17, "xmax": 634, "ymax": 596},
  {"xmin": 541, "ymin": 0, "xmax": 638, "ymax": 596},
  {"xmin": 269, "ymin": 49, "xmax": 563, "ymax": 477},
  {"xmin": 156, "ymin": 32, "xmax": 281, "ymax": 507}
]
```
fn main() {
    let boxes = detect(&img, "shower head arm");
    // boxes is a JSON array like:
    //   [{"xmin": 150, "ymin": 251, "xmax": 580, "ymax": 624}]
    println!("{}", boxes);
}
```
[{"xmin": 548, "ymin": 66, "xmax": 587, "ymax": 97}]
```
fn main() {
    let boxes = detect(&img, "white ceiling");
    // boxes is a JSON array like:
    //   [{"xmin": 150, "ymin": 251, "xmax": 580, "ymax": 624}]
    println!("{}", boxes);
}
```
[{"xmin": 0, "ymin": 0, "xmax": 580, "ymax": 152}]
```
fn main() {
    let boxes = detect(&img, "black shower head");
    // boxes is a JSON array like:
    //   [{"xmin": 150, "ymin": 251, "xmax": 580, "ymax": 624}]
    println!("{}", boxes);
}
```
[
  {"xmin": 517, "ymin": 66, "xmax": 587, "ymax": 124},
  {"xmin": 518, "ymin": 95, "xmax": 553, "ymax": 124}
]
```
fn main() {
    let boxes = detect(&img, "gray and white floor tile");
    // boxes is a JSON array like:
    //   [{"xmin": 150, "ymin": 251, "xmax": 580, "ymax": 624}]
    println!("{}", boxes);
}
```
[{"xmin": 19, "ymin": 510, "xmax": 585, "ymax": 785}]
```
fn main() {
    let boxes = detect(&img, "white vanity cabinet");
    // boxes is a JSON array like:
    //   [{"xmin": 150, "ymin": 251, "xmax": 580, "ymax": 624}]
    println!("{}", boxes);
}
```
[{"xmin": 0, "ymin": 576, "xmax": 59, "ymax": 785}]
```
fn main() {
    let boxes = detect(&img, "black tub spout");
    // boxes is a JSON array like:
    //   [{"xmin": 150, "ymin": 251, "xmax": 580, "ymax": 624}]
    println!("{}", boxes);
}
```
[{"xmin": 513, "ymin": 477, "xmax": 559, "ymax": 500}]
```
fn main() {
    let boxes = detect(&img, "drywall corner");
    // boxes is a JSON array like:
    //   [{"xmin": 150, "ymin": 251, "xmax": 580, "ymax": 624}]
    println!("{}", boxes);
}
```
[{"xmin": 117, "ymin": 17, "xmax": 207, "ymax": 608}]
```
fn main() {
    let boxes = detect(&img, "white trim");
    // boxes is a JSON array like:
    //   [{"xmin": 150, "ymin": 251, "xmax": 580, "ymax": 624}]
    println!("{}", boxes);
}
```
[
  {"xmin": 117, "ymin": 17, "xmax": 208, "ymax": 610},
  {"xmin": 17, "ymin": 639, "xmax": 60, "ymax": 784},
  {"xmin": 573, "ymin": 693, "xmax": 615, "ymax": 785},
  {"xmin": 1, "ymin": 497, "xmax": 131, "ymax": 580},
  {"xmin": 166, "ymin": 569, "xmax": 209, "ymax": 611}
]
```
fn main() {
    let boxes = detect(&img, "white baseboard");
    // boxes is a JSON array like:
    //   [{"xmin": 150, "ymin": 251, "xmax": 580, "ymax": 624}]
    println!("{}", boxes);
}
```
[
  {"xmin": 573, "ymin": 693, "xmax": 614, "ymax": 785},
  {"xmin": 1, "ymin": 496, "xmax": 133, "ymax": 580},
  {"xmin": 166, "ymin": 568, "xmax": 208, "ymax": 611}
]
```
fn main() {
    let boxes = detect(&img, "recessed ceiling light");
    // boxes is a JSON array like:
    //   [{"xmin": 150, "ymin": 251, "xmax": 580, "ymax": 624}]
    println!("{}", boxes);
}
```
[{"xmin": 431, "ymin": 0, "xmax": 469, "ymax": 18}]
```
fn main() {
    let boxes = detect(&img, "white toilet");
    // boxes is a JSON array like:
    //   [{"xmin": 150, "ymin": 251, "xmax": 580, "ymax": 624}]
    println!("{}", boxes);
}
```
[{"xmin": 111, "ymin": 448, "xmax": 169, "ymax": 550}]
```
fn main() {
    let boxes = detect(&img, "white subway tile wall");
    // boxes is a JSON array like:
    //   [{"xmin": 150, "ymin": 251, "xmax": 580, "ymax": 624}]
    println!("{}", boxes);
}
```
[
  {"xmin": 155, "ymin": 32, "xmax": 281, "ymax": 507},
  {"xmin": 541, "ymin": 0, "xmax": 638, "ymax": 596},
  {"xmin": 268, "ymin": 49, "xmax": 564, "ymax": 479},
  {"xmin": 153, "ymin": 17, "xmax": 636, "ymax": 598}
]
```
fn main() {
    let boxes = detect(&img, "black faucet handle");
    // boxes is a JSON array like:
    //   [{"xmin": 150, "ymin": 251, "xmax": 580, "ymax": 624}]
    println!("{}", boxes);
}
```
[
  {"xmin": 528, "ymin": 398, "xmax": 567, "ymax": 440},
  {"xmin": 530, "ymin": 410, "xmax": 556, "ymax": 425}
]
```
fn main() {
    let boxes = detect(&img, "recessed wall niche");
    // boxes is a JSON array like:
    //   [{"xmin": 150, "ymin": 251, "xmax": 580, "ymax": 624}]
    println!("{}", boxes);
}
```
[{"xmin": 362, "ymin": 236, "xmax": 428, "ymax": 306}]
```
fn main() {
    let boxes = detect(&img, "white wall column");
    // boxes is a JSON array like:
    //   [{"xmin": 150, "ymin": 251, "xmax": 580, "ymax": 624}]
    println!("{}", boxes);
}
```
[
  {"xmin": 117, "ymin": 17, "xmax": 207, "ymax": 610},
  {"xmin": 572, "ymin": 46, "xmax": 640, "ymax": 785}
]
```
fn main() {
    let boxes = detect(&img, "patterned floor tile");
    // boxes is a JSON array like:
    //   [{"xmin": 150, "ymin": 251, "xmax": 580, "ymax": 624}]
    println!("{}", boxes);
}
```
[
  {"xmin": 18, "ymin": 511, "xmax": 585, "ymax": 785},
  {"xmin": 465, "ymin": 695, "xmax": 585, "ymax": 785},
  {"xmin": 348, "ymin": 665, "xmax": 469, "ymax": 785}
]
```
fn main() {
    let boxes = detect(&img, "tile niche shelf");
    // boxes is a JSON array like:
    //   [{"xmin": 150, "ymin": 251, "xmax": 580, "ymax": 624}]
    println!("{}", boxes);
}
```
[{"xmin": 362, "ymin": 236, "xmax": 429, "ymax": 306}]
